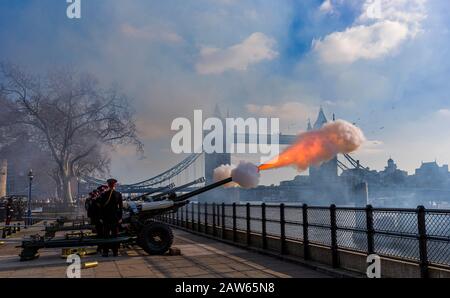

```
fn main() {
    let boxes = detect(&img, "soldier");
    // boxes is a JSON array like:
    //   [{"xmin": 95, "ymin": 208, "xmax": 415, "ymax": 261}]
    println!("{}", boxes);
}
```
[
  {"xmin": 97, "ymin": 178, "xmax": 123, "ymax": 257},
  {"xmin": 87, "ymin": 189, "xmax": 103, "ymax": 253},
  {"xmin": 85, "ymin": 192, "xmax": 94, "ymax": 219}
]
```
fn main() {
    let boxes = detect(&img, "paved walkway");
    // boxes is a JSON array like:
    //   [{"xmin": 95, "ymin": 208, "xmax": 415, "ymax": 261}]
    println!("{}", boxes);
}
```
[{"xmin": 0, "ymin": 226, "xmax": 330, "ymax": 278}]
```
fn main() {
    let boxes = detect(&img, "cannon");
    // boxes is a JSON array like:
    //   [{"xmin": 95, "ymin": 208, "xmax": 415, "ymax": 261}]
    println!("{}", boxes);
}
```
[
  {"xmin": 148, "ymin": 177, "xmax": 205, "ymax": 202},
  {"xmin": 120, "ymin": 176, "xmax": 218, "ymax": 255},
  {"xmin": 128, "ymin": 183, "xmax": 175, "ymax": 201},
  {"xmin": 19, "ymin": 177, "xmax": 232, "ymax": 261}
]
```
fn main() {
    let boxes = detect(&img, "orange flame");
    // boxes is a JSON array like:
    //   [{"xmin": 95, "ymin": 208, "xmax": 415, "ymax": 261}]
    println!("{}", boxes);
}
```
[{"xmin": 259, "ymin": 120, "xmax": 365, "ymax": 172}]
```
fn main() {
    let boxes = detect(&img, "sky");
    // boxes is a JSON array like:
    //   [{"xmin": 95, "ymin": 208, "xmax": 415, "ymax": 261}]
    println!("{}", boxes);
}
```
[{"xmin": 1, "ymin": 0, "xmax": 450, "ymax": 185}]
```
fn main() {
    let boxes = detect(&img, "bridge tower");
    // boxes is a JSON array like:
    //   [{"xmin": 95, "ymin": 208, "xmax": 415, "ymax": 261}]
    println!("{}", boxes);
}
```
[
  {"xmin": 203, "ymin": 105, "xmax": 231, "ymax": 184},
  {"xmin": 308, "ymin": 107, "xmax": 338, "ymax": 184}
]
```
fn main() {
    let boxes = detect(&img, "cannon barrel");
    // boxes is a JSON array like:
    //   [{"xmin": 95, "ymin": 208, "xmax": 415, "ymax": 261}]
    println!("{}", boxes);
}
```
[
  {"xmin": 131, "ymin": 178, "xmax": 232, "ymax": 217},
  {"xmin": 152, "ymin": 177, "xmax": 206, "ymax": 201},
  {"xmin": 131, "ymin": 183, "xmax": 175, "ymax": 201},
  {"xmin": 173, "ymin": 177, "xmax": 233, "ymax": 202}
]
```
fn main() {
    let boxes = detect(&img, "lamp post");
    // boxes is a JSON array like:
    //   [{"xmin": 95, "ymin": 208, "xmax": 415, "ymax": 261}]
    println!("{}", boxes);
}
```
[{"xmin": 27, "ymin": 169, "xmax": 34, "ymax": 227}]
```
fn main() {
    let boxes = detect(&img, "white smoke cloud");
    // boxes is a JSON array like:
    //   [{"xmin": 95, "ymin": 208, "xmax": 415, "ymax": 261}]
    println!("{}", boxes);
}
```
[
  {"xmin": 213, "ymin": 161, "xmax": 260, "ymax": 189},
  {"xmin": 231, "ymin": 161, "xmax": 260, "ymax": 189},
  {"xmin": 213, "ymin": 164, "xmax": 238, "ymax": 187}
]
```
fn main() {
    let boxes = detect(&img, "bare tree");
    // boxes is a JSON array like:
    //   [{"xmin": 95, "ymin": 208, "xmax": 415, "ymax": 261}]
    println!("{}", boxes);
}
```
[{"xmin": 0, "ymin": 63, "xmax": 142, "ymax": 204}]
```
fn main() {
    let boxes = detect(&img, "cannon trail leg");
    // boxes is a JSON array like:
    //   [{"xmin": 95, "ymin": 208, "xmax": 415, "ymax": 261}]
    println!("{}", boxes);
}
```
[{"xmin": 20, "ymin": 247, "xmax": 40, "ymax": 261}]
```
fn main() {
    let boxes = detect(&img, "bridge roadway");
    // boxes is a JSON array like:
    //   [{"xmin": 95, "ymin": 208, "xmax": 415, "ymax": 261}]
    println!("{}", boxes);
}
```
[{"xmin": 0, "ymin": 225, "xmax": 330, "ymax": 278}]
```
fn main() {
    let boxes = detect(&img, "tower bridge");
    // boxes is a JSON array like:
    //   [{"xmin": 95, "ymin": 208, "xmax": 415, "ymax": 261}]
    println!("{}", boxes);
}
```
[{"xmin": 82, "ymin": 107, "xmax": 367, "ymax": 200}]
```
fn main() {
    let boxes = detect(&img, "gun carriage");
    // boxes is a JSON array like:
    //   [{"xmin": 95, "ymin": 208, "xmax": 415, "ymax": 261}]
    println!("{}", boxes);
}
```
[{"xmin": 19, "ymin": 177, "xmax": 231, "ymax": 261}]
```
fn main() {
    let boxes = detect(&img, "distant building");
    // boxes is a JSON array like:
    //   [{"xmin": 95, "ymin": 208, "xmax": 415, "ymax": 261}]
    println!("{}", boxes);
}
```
[
  {"xmin": 379, "ymin": 158, "xmax": 408, "ymax": 185},
  {"xmin": 412, "ymin": 161, "xmax": 450, "ymax": 187}
]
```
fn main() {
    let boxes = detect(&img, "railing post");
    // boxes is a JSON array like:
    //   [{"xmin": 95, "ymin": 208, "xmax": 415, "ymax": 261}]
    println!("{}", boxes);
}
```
[
  {"xmin": 191, "ymin": 203, "xmax": 195, "ymax": 230},
  {"xmin": 366, "ymin": 205, "xmax": 375, "ymax": 255},
  {"xmin": 172, "ymin": 210, "xmax": 175, "ymax": 225},
  {"xmin": 330, "ymin": 204, "xmax": 339, "ymax": 268},
  {"xmin": 417, "ymin": 205, "xmax": 429, "ymax": 278},
  {"xmin": 185, "ymin": 204, "xmax": 189, "ymax": 228},
  {"xmin": 261, "ymin": 203, "xmax": 267, "ymax": 250},
  {"xmin": 222, "ymin": 203, "xmax": 226, "ymax": 239},
  {"xmin": 180, "ymin": 205, "xmax": 184, "ymax": 227},
  {"xmin": 212, "ymin": 202, "xmax": 216, "ymax": 237},
  {"xmin": 280, "ymin": 203, "xmax": 286, "ymax": 254},
  {"xmin": 204, "ymin": 202, "xmax": 208, "ymax": 234},
  {"xmin": 302, "ymin": 204, "xmax": 310, "ymax": 260},
  {"xmin": 232, "ymin": 203, "xmax": 237, "ymax": 242},
  {"xmin": 246, "ymin": 203, "xmax": 251, "ymax": 246},
  {"xmin": 197, "ymin": 202, "xmax": 201, "ymax": 232}
]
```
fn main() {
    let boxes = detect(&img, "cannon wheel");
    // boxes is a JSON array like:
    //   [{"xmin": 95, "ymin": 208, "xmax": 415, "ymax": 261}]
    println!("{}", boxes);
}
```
[{"xmin": 138, "ymin": 222, "xmax": 173, "ymax": 255}]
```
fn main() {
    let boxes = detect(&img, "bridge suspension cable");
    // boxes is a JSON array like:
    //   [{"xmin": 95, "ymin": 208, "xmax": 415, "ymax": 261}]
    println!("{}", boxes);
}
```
[{"xmin": 82, "ymin": 152, "xmax": 204, "ymax": 189}]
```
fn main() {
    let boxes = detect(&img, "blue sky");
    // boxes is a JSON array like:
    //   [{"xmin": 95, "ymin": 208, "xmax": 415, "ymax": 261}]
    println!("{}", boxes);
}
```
[{"xmin": 1, "ymin": 0, "xmax": 450, "ymax": 185}]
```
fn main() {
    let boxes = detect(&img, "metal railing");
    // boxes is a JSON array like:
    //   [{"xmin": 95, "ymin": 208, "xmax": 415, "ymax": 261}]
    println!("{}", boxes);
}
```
[{"xmin": 161, "ymin": 202, "xmax": 450, "ymax": 278}]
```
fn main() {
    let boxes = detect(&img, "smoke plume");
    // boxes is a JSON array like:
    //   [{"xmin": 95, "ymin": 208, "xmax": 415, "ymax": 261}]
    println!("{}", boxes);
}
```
[
  {"xmin": 259, "ymin": 120, "xmax": 365, "ymax": 171},
  {"xmin": 213, "ymin": 161, "xmax": 260, "ymax": 189},
  {"xmin": 213, "ymin": 164, "xmax": 238, "ymax": 188},
  {"xmin": 231, "ymin": 161, "xmax": 260, "ymax": 189}
]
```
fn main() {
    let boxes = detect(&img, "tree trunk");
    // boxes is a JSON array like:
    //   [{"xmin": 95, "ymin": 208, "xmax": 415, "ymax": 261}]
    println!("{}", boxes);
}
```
[
  {"xmin": 55, "ymin": 174, "xmax": 62, "ymax": 200},
  {"xmin": 60, "ymin": 167, "xmax": 73, "ymax": 205}
]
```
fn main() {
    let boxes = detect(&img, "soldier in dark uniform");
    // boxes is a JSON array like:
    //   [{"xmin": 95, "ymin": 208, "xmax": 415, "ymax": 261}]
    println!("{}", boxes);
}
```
[
  {"xmin": 97, "ymin": 179, "xmax": 123, "ymax": 257},
  {"xmin": 86, "ymin": 189, "xmax": 103, "ymax": 253}
]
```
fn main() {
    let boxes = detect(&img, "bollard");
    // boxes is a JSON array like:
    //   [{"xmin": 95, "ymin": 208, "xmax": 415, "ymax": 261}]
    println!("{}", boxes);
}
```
[
  {"xmin": 17, "ymin": 223, "xmax": 20, "ymax": 232},
  {"xmin": 1, "ymin": 228, "xmax": 5, "ymax": 238},
  {"xmin": 12, "ymin": 224, "xmax": 16, "ymax": 234}
]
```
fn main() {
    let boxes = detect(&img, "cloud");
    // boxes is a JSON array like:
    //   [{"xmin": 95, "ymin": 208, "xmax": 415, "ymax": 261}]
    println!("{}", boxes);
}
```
[
  {"xmin": 313, "ymin": 0, "xmax": 427, "ymax": 64},
  {"xmin": 121, "ymin": 23, "xmax": 183, "ymax": 44},
  {"xmin": 319, "ymin": 0, "xmax": 334, "ymax": 14},
  {"xmin": 313, "ymin": 21, "xmax": 409, "ymax": 64},
  {"xmin": 437, "ymin": 109, "xmax": 450, "ymax": 117},
  {"xmin": 196, "ymin": 32, "xmax": 278, "ymax": 75},
  {"xmin": 359, "ymin": 139, "xmax": 385, "ymax": 155},
  {"xmin": 246, "ymin": 102, "xmax": 317, "ymax": 125}
]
